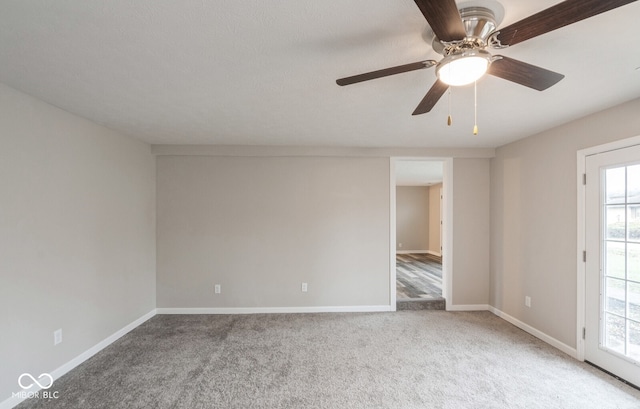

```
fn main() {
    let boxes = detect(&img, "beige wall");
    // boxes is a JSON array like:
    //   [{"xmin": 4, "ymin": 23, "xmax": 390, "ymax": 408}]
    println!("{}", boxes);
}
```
[
  {"xmin": 490, "ymin": 97, "xmax": 640, "ymax": 348},
  {"xmin": 0, "ymin": 84, "xmax": 156, "ymax": 400},
  {"xmin": 156, "ymin": 154, "xmax": 492, "ymax": 310},
  {"xmin": 396, "ymin": 186, "xmax": 429, "ymax": 252},
  {"xmin": 428, "ymin": 184, "xmax": 442, "ymax": 255},
  {"xmin": 451, "ymin": 159, "xmax": 491, "ymax": 306},
  {"xmin": 156, "ymin": 155, "xmax": 390, "ymax": 308}
]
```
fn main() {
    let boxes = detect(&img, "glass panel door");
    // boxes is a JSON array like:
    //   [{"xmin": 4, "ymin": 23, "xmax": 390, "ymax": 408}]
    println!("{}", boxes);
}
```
[
  {"xmin": 602, "ymin": 165, "xmax": 640, "ymax": 361},
  {"xmin": 585, "ymin": 146, "xmax": 640, "ymax": 387}
]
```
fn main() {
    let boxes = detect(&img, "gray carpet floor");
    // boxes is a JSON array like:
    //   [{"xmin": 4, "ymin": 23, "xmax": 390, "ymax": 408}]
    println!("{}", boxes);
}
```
[{"xmin": 16, "ymin": 311, "xmax": 640, "ymax": 409}]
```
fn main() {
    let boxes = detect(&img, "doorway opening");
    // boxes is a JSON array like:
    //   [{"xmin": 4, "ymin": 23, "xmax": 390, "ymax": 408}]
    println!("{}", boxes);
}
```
[{"xmin": 391, "ymin": 158, "xmax": 449, "ymax": 310}]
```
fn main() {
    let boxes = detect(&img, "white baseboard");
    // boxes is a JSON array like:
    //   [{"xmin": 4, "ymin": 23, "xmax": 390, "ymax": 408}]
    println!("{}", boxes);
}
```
[
  {"xmin": 156, "ymin": 305, "xmax": 393, "ymax": 314},
  {"xmin": 447, "ymin": 304, "xmax": 490, "ymax": 311},
  {"xmin": 426, "ymin": 250, "xmax": 441, "ymax": 257},
  {"xmin": 488, "ymin": 306, "xmax": 577, "ymax": 359},
  {"xmin": 1, "ymin": 309, "xmax": 156, "ymax": 409}
]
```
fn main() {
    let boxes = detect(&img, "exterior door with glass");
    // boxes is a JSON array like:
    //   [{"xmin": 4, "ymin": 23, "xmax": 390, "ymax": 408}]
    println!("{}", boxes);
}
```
[{"xmin": 585, "ymin": 145, "xmax": 640, "ymax": 386}]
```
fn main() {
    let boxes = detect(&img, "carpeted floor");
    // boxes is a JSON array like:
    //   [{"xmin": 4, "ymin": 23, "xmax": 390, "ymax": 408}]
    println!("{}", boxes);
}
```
[{"xmin": 16, "ymin": 311, "xmax": 640, "ymax": 409}]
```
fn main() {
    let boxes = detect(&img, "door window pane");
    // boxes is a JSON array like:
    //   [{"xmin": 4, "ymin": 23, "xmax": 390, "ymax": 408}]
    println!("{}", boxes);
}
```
[
  {"xmin": 627, "ymin": 165, "xmax": 640, "ymax": 203},
  {"xmin": 605, "ymin": 313, "xmax": 626, "ymax": 355},
  {"xmin": 629, "ymin": 320, "xmax": 640, "ymax": 361},
  {"xmin": 628, "ymin": 243, "xmax": 640, "ymax": 282},
  {"xmin": 629, "ymin": 282, "xmax": 640, "ymax": 322},
  {"xmin": 605, "ymin": 277, "xmax": 626, "ymax": 317},
  {"xmin": 606, "ymin": 205, "xmax": 626, "ymax": 240},
  {"xmin": 629, "ymin": 205, "xmax": 640, "ymax": 242},
  {"xmin": 606, "ymin": 167, "xmax": 626, "ymax": 204},
  {"xmin": 606, "ymin": 241, "xmax": 626, "ymax": 279}
]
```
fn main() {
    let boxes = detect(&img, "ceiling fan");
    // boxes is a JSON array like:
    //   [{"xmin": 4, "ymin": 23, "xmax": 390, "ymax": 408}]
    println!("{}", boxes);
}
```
[{"xmin": 336, "ymin": 0, "xmax": 638, "ymax": 116}]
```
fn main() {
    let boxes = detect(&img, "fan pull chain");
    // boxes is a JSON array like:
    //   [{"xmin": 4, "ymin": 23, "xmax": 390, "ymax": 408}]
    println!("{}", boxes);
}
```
[
  {"xmin": 473, "ymin": 80, "xmax": 479, "ymax": 135},
  {"xmin": 447, "ymin": 88, "xmax": 452, "ymax": 126}
]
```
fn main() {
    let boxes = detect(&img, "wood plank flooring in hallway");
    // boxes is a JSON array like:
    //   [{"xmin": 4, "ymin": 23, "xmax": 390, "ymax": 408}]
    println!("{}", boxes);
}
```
[{"xmin": 396, "ymin": 253, "xmax": 442, "ymax": 301}]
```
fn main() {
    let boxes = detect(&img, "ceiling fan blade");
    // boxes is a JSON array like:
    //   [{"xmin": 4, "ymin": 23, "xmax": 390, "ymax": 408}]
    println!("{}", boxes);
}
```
[
  {"xmin": 413, "ymin": 0, "xmax": 466, "ymax": 42},
  {"xmin": 412, "ymin": 80, "xmax": 449, "ymax": 115},
  {"xmin": 494, "ymin": 0, "xmax": 638, "ymax": 47},
  {"xmin": 488, "ymin": 56, "xmax": 565, "ymax": 91},
  {"xmin": 336, "ymin": 60, "xmax": 436, "ymax": 86}
]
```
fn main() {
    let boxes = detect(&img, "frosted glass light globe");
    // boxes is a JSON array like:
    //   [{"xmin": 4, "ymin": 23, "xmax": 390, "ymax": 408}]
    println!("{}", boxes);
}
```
[{"xmin": 437, "ymin": 50, "xmax": 491, "ymax": 86}]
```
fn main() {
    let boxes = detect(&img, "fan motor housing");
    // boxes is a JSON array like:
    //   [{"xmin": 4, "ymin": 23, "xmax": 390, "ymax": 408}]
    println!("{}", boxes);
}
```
[
  {"xmin": 429, "ymin": 6, "xmax": 500, "ymax": 54},
  {"xmin": 460, "ymin": 7, "xmax": 497, "ymax": 40}
]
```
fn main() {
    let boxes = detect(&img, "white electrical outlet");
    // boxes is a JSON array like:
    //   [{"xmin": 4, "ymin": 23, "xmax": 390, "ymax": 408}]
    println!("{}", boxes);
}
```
[
  {"xmin": 301, "ymin": 282, "xmax": 308, "ymax": 292},
  {"xmin": 214, "ymin": 284, "xmax": 221, "ymax": 294},
  {"xmin": 398, "ymin": 243, "xmax": 403, "ymax": 248},
  {"xmin": 525, "ymin": 296, "xmax": 531, "ymax": 308},
  {"xmin": 54, "ymin": 329, "xmax": 62, "ymax": 346}
]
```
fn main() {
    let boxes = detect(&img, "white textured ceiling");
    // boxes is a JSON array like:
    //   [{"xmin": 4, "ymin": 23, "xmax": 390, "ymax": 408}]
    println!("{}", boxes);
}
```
[{"xmin": 1, "ymin": 1, "xmax": 639, "ymax": 148}]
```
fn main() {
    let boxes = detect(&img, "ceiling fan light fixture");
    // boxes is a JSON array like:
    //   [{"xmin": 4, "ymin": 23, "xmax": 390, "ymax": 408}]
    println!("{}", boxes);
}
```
[{"xmin": 436, "ymin": 50, "xmax": 491, "ymax": 86}]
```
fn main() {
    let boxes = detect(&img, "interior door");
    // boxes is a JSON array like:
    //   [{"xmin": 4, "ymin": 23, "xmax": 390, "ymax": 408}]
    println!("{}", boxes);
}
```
[{"xmin": 585, "ymin": 145, "xmax": 640, "ymax": 387}]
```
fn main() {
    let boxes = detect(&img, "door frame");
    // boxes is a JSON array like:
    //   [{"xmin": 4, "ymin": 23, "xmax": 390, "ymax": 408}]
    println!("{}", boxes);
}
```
[
  {"xmin": 390, "ymin": 157, "xmax": 453, "ymax": 310},
  {"xmin": 576, "ymin": 134, "xmax": 640, "ymax": 361}
]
